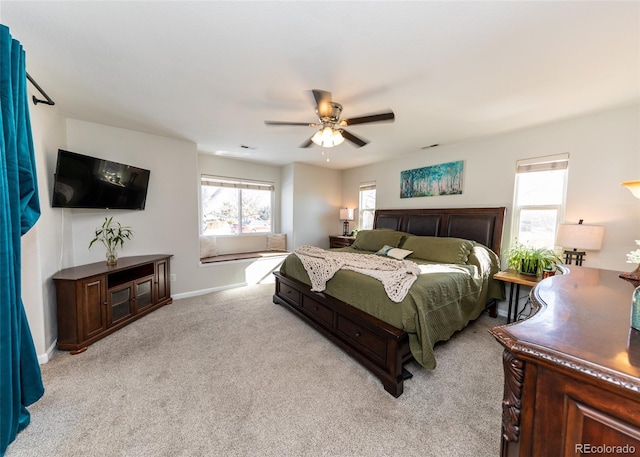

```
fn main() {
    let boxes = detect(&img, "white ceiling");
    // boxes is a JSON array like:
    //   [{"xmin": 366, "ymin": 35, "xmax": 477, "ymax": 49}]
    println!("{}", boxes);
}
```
[{"xmin": 3, "ymin": 1, "xmax": 639, "ymax": 170}]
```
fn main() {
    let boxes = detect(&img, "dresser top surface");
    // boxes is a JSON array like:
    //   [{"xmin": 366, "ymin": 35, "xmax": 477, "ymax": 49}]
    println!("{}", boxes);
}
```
[
  {"xmin": 53, "ymin": 254, "xmax": 172, "ymax": 281},
  {"xmin": 491, "ymin": 265, "xmax": 640, "ymax": 386}
]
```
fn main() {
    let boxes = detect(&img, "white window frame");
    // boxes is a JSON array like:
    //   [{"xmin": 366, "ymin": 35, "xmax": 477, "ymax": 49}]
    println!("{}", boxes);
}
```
[
  {"xmin": 358, "ymin": 181, "xmax": 376, "ymax": 230},
  {"xmin": 200, "ymin": 175, "xmax": 275, "ymax": 236},
  {"xmin": 512, "ymin": 153, "xmax": 569, "ymax": 249}
]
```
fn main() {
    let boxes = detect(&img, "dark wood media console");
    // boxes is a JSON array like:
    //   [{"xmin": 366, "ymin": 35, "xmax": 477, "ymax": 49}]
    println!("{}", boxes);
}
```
[{"xmin": 53, "ymin": 254, "xmax": 173, "ymax": 353}]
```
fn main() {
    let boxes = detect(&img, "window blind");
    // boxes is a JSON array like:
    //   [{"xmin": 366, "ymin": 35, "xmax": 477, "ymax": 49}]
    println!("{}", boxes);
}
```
[
  {"xmin": 516, "ymin": 153, "xmax": 569, "ymax": 174},
  {"xmin": 201, "ymin": 175, "xmax": 274, "ymax": 191},
  {"xmin": 359, "ymin": 181, "xmax": 376, "ymax": 191}
]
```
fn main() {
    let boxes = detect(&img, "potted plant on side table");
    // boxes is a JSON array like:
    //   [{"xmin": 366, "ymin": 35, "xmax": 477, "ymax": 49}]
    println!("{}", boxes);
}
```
[
  {"xmin": 506, "ymin": 242, "xmax": 561, "ymax": 277},
  {"xmin": 89, "ymin": 216, "xmax": 134, "ymax": 266}
]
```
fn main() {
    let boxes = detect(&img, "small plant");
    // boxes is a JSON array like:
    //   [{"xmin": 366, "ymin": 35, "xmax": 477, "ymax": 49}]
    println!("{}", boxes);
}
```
[
  {"xmin": 506, "ymin": 242, "xmax": 561, "ymax": 276},
  {"xmin": 627, "ymin": 240, "xmax": 640, "ymax": 264},
  {"xmin": 89, "ymin": 217, "xmax": 133, "ymax": 265},
  {"xmin": 620, "ymin": 240, "xmax": 640, "ymax": 284}
]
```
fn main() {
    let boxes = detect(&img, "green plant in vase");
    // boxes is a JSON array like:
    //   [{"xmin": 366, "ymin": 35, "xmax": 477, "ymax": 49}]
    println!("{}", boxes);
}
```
[
  {"xmin": 506, "ymin": 242, "xmax": 561, "ymax": 276},
  {"xmin": 89, "ymin": 217, "xmax": 134, "ymax": 265}
]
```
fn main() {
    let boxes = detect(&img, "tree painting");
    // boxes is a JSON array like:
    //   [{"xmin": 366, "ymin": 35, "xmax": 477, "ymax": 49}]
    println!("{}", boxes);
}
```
[{"xmin": 400, "ymin": 160, "xmax": 464, "ymax": 198}]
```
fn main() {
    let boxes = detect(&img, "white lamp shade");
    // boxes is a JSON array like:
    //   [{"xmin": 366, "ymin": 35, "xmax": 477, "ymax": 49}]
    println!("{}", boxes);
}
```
[
  {"xmin": 556, "ymin": 223, "xmax": 604, "ymax": 251},
  {"xmin": 339, "ymin": 208, "xmax": 354, "ymax": 221},
  {"xmin": 622, "ymin": 180, "xmax": 640, "ymax": 199},
  {"xmin": 311, "ymin": 127, "xmax": 345, "ymax": 147}
]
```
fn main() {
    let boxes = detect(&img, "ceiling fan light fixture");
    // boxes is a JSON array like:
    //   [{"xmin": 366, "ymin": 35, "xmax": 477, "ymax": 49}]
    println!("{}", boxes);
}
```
[
  {"xmin": 311, "ymin": 126, "xmax": 344, "ymax": 147},
  {"xmin": 332, "ymin": 129, "xmax": 345, "ymax": 146},
  {"xmin": 265, "ymin": 89, "xmax": 392, "ymax": 150}
]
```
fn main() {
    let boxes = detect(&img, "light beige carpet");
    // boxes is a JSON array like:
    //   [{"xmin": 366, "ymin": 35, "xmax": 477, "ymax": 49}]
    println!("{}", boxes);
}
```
[{"xmin": 7, "ymin": 284, "xmax": 506, "ymax": 457}]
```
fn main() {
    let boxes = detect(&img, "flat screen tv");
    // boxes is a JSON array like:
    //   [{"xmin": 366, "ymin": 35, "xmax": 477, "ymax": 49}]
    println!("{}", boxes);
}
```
[{"xmin": 52, "ymin": 149, "xmax": 150, "ymax": 210}]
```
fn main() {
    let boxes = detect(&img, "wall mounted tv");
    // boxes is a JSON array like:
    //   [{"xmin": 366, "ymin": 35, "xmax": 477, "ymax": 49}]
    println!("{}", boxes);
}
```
[{"xmin": 52, "ymin": 149, "xmax": 150, "ymax": 210}]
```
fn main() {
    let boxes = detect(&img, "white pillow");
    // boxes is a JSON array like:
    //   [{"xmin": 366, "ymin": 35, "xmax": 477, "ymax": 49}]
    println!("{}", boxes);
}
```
[
  {"xmin": 200, "ymin": 235, "xmax": 218, "ymax": 258},
  {"xmin": 375, "ymin": 244, "xmax": 413, "ymax": 260},
  {"xmin": 267, "ymin": 233, "xmax": 286, "ymax": 251}
]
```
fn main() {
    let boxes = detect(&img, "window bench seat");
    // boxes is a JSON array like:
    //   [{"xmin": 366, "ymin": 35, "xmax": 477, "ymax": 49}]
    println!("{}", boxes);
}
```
[{"xmin": 201, "ymin": 250, "xmax": 289, "ymax": 264}]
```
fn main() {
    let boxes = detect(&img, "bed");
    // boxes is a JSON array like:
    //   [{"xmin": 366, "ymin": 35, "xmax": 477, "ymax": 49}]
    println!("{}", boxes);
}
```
[{"xmin": 272, "ymin": 207, "xmax": 506, "ymax": 397}]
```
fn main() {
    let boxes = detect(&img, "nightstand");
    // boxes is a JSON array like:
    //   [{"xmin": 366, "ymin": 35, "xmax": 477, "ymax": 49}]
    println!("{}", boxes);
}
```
[
  {"xmin": 493, "ymin": 269, "xmax": 542, "ymax": 324},
  {"xmin": 329, "ymin": 235, "xmax": 355, "ymax": 248}
]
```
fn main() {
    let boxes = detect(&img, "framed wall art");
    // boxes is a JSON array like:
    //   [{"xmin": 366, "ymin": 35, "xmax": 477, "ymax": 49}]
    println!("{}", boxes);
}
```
[{"xmin": 400, "ymin": 160, "xmax": 464, "ymax": 198}]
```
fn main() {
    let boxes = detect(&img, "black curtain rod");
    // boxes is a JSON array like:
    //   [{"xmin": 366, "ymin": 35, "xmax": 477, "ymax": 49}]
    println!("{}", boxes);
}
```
[{"xmin": 26, "ymin": 73, "xmax": 55, "ymax": 106}]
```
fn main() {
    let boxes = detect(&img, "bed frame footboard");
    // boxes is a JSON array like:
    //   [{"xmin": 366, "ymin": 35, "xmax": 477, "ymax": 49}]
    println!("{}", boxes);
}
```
[
  {"xmin": 273, "ymin": 271, "xmax": 412, "ymax": 397},
  {"xmin": 272, "ymin": 207, "xmax": 506, "ymax": 397}
]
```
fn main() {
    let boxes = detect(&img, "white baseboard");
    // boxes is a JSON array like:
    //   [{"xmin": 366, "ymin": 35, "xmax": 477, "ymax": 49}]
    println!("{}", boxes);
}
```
[{"xmin": 38, "ymin": 340, "xmax": 58, "ymax": 364}]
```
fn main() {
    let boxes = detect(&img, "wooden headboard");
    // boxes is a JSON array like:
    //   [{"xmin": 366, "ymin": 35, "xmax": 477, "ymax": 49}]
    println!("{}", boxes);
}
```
[{"xmin": 373, "ymin": 207, "xmax": 506, "ymax": 256}]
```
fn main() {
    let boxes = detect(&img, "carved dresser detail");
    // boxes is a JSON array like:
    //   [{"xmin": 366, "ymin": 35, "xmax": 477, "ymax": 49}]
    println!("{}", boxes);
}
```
[{"xmin": 490, "ymin": 266, "xmax": 640, "ymax": 457}]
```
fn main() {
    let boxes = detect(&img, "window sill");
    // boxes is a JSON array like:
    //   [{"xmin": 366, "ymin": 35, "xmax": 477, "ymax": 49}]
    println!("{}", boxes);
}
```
[{"xmin": 200, "ymin": 250, "xmax": 289, "ymax": 264}]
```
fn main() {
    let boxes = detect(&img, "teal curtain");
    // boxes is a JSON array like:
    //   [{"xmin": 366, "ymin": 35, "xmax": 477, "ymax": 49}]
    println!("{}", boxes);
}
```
[{"xmin": 0, "ymin": 24, "xmax": 44, "ymax": 456}]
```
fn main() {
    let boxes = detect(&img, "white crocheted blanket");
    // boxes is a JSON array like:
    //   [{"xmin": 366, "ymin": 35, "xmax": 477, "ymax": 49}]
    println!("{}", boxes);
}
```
[{"xmin": 294, "ymin": 245, "xmax": 421, "ymax": 303}]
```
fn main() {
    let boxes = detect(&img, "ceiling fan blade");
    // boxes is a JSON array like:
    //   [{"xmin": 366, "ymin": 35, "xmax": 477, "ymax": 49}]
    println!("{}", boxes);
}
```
[
  {"xmin": 264, "ymin": 121, "xmax": 317, "ymax": 126},
  {"xmin": 341, "ymin": 111, "xmax": 395, "ymax": 126},
  {"xmin": 300, "ymin": 136, "xmax": 314, "ymax": 148},
  {"xmin": 312, "ymin": 89, "xmax": 333, "ymax": 118},
  {"xmin": 340, "ymin": 129, "xmax": 368, "ymax": 148}
]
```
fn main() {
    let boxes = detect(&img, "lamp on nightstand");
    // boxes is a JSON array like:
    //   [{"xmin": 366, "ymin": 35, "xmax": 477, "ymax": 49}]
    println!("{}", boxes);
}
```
[
  {"xmin": 340, "ymin": 208, "xmax": 354, "ymax": 236},
  {"xmin": 556, "ymin": 219, "xmax": 604, "ymax": 266}
]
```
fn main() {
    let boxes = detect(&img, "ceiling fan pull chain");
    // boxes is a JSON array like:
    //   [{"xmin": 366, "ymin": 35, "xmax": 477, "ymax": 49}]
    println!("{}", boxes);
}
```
[{"xmin": 321, "ymin": 146, "xmax": 330, "ymax": 162}]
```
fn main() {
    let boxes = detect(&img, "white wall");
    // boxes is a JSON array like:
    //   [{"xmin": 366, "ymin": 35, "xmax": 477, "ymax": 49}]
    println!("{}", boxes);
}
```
[
  {"xmin": 281, "ymin": 162, "xmax": 343, "ymax": 250},
  {"xmin": 281, "ymin": 163, "xmax": 294, "ymax": 247},
  {"xmin": 64, "ymin": 119, "xmax": 200, "ymax": 295},
  {"xmin": 290, "ymin": 162, "xmax": 343, "ymax": 249},
  {"xmin": 22, "ymin": 86, "xmax": 68, "ymax": 360},
  {"xmin": 343, "ymin": 105, "xmax": 640, "ymax": 272}
]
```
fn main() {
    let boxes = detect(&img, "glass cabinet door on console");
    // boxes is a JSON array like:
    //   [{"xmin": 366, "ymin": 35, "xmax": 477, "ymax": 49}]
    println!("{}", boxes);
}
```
[
  {"xmin": 133, "ymin": 275, "xmax": 154, "ymax": 313},
  {"xmin": 107, "ymin": 276, "xmax": 155, "ymax": 323},
  {"xmin": 108, "ymin": 283, "xmax": 133, "ymax": 325}
]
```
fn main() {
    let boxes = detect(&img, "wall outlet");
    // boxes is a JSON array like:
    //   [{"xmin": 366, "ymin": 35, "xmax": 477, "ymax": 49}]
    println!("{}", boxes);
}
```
[{"xmin": 170, "ymin": 274, "xmax": 176, "ymax": 282}]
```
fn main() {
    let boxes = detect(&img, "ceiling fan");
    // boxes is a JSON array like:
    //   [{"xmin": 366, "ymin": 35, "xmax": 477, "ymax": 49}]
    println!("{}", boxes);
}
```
[{"xmin": 264, "ymin": 89, "xmax": 394, "ymax": 148}]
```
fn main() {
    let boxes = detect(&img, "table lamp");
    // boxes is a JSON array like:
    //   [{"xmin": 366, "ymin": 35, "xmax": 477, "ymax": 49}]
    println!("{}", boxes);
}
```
[
  {"xmin": 556, "ymin": 219, "xmax": 604, "ymax": 266},
  {"xmin": 340, "ymin": 208, "xmax": 354, "ymax": 236}
]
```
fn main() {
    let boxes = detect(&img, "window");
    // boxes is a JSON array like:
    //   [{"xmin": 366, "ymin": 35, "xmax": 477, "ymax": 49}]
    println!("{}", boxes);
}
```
[
  {"xmin": 513, "ymin": 154, "xmax": 569, "ymax": 249},
  {"xmin": 359, "ymin": 181, "xmax": 376, "ymax": 230},
  {"xmin": 201, "ymin": 176, "xmax": 273, "ymax": 235}
]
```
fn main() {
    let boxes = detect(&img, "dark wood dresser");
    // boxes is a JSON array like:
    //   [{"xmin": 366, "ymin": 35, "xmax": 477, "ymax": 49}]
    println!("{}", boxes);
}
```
[{"xmin": 490, "ymin": 266, "xmax": 640, "ymax": 456}]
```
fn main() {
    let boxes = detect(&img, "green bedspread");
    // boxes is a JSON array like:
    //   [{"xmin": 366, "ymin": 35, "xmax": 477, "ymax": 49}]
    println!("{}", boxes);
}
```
[{"xmin": 280, "ymin": 242, "xmax": 503, "ymax": 369}]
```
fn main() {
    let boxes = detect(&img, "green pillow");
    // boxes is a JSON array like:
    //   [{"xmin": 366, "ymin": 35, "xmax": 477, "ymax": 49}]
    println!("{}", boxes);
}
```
[
  {"xmin": 352, "ymin": 229, "xmax": 406, "ymax": 252},
  {"xmin": 401, "ymin": 236, "xmax": 474, "ymax": 264}
]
